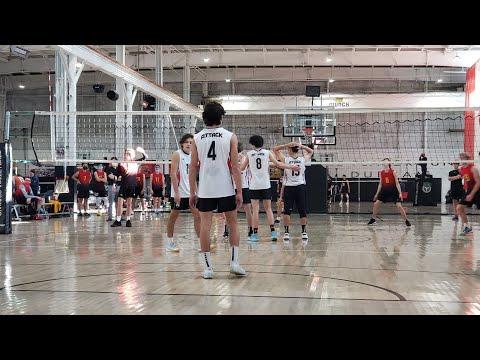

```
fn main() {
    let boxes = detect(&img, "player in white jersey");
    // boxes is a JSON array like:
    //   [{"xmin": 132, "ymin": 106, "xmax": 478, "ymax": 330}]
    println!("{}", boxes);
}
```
[
  {"xmin": 189, "ymin": 102, "xmax": 245, "ymax": 279},
  {"xmin": 240, "ymin": 135, "xmax": 300, "ymax": 242},
  {"xmin": 165, "ymin": 134, "xmax": 201, "ymax": 252},
  {"xmin": 273, "ymin": 141, "xmax": 313, "ymax": 241},
  {"xmin": 224, "ymin": 142, "xmax": 254, "ymax": 241}
]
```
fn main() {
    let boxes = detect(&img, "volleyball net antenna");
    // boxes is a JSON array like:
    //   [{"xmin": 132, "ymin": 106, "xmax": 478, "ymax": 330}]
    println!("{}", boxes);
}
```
[{"xmin": 4, "ymin": 108, "xmax": 480, "ymax": 174}]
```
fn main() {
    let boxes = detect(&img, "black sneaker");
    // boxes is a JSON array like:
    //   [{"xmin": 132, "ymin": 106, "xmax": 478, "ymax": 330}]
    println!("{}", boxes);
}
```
[
  {"xmin": 78, "ymin": 212, "xmax": 83, "ymax": 217},
  {"xmin": 126, "ymin": 220, "xmax": 132, "ymax": 227},
  {"xmin": 111, "ymin": 220, "xmax": 122, "ymax": 227},
  {"xmin": 223, "ymin": 231, "xmax": 229, "ymax": 239},
  {"xmin": 274, "ymin": 219, "xmax": 280, "ymax": 224},
  {"xmin": 405, "ymin": 220, "xmax": 411, "ymax": 227},
  {"xmin": 367, "ymin": 218, "xmax": 376, "ymax": 225},
  {"xmin": 84, "ymin": 213, "xmax": 91, "ymax": 217}
]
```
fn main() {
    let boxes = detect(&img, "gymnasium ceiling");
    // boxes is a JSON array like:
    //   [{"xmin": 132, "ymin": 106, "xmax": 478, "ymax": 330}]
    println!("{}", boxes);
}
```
[{"xmin": 0, "ymin": 45, "xmax": 479, "ymax": 88}]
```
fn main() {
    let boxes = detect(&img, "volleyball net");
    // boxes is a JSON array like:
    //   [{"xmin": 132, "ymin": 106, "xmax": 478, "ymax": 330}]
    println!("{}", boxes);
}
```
[{"xmin": 4, "ymin": 108, "xmax": 480, "ymax": 176}]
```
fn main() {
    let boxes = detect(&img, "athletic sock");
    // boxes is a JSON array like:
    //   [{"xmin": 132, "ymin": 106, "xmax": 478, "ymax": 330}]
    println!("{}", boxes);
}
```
[
  {"xmin": 253, "ymin": 228, "xmax": 258, "ymax": 234},
  {"xmin": 116, "ymin": 216, "xmax": 121, "ymax": 222},
  {"xmin": 284, "ymin": 226, "xmax": 289, "ymax": 233},
  {"xmin": 248, "ymin": 227, "xmax": 253, "ymax": 236},
  {"xmin": 224, "ymin": 225, "xmax": 228, "ymax": 233},
  {"xmin": 200, "ymin": 251, "xmax": 212, "ymax": 270},
  {"xmin": 270, "ymin": 225, "xmax": 275, "ymax": 232},
  {"xmin": 231, "ymin": 245, "xmax": 239, "ymax": 264},
  {"xmin": 302, "ymin": 225, "xmax": 306, "ymax": 233},
  {"xmin": 126, "ymin": 216, "xmax": 131, "ymax": 221}
]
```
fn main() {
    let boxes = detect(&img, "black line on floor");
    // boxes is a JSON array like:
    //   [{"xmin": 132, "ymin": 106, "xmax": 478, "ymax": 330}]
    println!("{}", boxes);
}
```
[{"xmin": 0, "ymin": 269, "xmax": 406, "ymax": 301}]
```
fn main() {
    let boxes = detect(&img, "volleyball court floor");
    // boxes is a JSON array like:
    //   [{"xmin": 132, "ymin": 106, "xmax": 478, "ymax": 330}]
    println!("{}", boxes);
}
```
[{"xmin": 1, "ymin": 204, "xmax": 480, "ymax": 315}]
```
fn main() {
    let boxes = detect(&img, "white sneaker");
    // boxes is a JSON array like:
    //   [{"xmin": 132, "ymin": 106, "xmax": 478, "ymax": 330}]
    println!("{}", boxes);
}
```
[
  {"xmin": 202, "ymin": 268, "xmax": 214, "ymax": 279},
  {"xmin": 283, "ymin": 232, "xmax": 290, "ymax": 241},
  {"xmin": 230, "ymin": 262, "xmax": 246, "ymax": 276},
  {"xmin": 302, "ymin": 232, "xmax": 308, "ymax": 240},
  {"xmin": 166, "ymin": 241, "xmax": 179, "ymax": 252}
]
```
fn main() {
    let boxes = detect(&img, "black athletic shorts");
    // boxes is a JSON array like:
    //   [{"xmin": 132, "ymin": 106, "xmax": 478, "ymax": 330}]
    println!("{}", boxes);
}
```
[
  {"xmin": 15, "ymin": 194, "xmax": 28, "ymax": 205},
  {"xmin": 152, "ymin": 187, "xmax": 163, "ymax": 198},
  {"xmin": 283, "ymin": 184, "xmax": 307, "ymax": 217},
  {"xmin": 135, "ymin": 185, "xmax": 144, "ymax": 198},
  {"xmin": 459, "ymin": 190, "xmax": 480, "ymax": 207},
  {"xmin": 169, "ymin": 197, "xmax": 190, "ymax": 211},
  {"xmin": 249, "ymin": 188, "xmax": 272, "ymax": 201},
  {"xmin": 77, "ymin": 184, "xmax": 90, "ymax": 199},
  {"xmin": 93, "ymin": 185, "xmax": 107, "ymax": 198},
  {"xmin": 340, "ymin": 188, "xmax": 349, "ymax": 194},
  {"xmin": 450, "ymin": 188, "xmax": 465, "ymax": 201},
  {"xmin": 377, "ymin": 187, "xmax": 401, "ymax": 203},
  {"xmin": 241, "ymin": 188, "xmax": 251, "ymax": 204},
  {"xmin": 118, "ymin": 184, "xmax": 136, "ymax": 199},
  {"xmin": 197, "ymin": 195, "xmax": 236, "ymax": 213}
]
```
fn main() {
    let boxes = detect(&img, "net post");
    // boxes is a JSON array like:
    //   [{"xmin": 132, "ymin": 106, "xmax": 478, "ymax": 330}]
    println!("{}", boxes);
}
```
[
  {"xmin": 0, "ymin": 142, "xmax": 12, "ymax": 234},
  {"xmin": 4, "ymin": 111, "xmax": 10, "ymax": 142}
]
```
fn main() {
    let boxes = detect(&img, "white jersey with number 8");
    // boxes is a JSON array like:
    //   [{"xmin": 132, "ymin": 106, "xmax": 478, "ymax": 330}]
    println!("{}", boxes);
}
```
[
  {"xmin": 247, "ymin": 149, "xmax": 271, "ymax": 190},
  {"xmin": 194, "ymin": 127, "xmax": 235, "ymax": 198}
]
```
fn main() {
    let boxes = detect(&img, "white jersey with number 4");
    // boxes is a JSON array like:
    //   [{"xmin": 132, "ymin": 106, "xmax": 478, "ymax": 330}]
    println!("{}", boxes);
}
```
[
  {"xmin": 247, "ymin": 149, "xmax": 271, "ymax": 190},
  {"xmin": 171, "ymin": 149, "xmax": 191, "ymax": 198},
  {"xmin": 283, "ymin": 156, "xmax": 306, "ymax": 186},
  {"xmin": 194, "ymin": 127, "xmax": 235, "ymax": 198}
]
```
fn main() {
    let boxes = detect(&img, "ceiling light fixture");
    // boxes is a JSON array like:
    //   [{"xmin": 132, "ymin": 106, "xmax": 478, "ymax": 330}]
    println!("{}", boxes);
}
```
[
  {"xmin": 329, "ymin": 79, "xmax": 335, "ymax": 83},
  {"xmin": 18, "ymin": 84, "xmax": 25, "ymax": 89},
  {"xmin": 225, "ymin": 78, "xmax": 231, "ymax": 83},
  {"xmin": 203, "ymin": 58, "xmax": 210, "ymax": 63},
  {"xmin": 437, "ymin": 79, "xmax": 443, "ymax": 83},
  {"xmin": 326, "ymin": 49, "xmax": 333, "ymax": 63}
]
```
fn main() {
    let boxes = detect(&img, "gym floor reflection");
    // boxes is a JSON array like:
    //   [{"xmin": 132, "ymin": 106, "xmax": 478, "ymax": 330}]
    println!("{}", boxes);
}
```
[{"xmin": 1, "ymin": 211, "xmax": 479, "ymax": 314}]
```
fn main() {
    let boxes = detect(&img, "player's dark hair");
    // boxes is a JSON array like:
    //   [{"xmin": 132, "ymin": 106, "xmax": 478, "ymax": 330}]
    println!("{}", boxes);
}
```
[
  {"xmin": 382, "ymin": 158, "xmax": 392, "ymax": 168},
  {"xmin": 249, "ymin": 135, "xmax": 264, "ymax": 148},
  {"xmin": 180, "ymin": 133, "xmax": 193, "ymax": 145},
  {"xmin": 202, "ymin": 102, "xmax": 225, "ymax": 126},
  {"xmin": 291, "ymin": 146, "xmax": 299, "ymax": 153},
  {"xmin": 342, "ymin": 174, "xmax": 346, "ymax": 177}
]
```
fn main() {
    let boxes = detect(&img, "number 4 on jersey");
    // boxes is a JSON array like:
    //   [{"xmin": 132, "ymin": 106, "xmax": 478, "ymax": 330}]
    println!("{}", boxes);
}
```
[{"xmin": 207, "ymin": 141, "xmax": 216, "ymax": 161}]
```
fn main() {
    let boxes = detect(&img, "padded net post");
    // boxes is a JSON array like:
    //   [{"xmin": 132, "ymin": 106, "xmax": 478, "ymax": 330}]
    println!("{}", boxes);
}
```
[{"xmin": 0, "ymin": 142, "xmax": 12, "ymax": 234}]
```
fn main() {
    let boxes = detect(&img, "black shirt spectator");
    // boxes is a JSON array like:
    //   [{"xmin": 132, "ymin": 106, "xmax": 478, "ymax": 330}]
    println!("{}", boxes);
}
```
[
  {"xmin": 449, "ymin": 169, "xmax": 463, "ymax": 194},
  {"xmin": 29, "ymin": 169, "xmax": 40, "ymax": 195},
  {"xmin": 419, "ymin": 153, "xmax": 427, "ymax": 176},
  {"xmin": 106, "ymin": 165, "xmax": 120, "ymax": 186}
]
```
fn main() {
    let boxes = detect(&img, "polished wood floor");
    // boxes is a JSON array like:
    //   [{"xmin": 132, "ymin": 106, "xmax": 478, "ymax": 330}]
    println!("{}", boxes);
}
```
[{"xmin": 1, "ymin": 207, "xmax": 480, "ymax": 314}]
